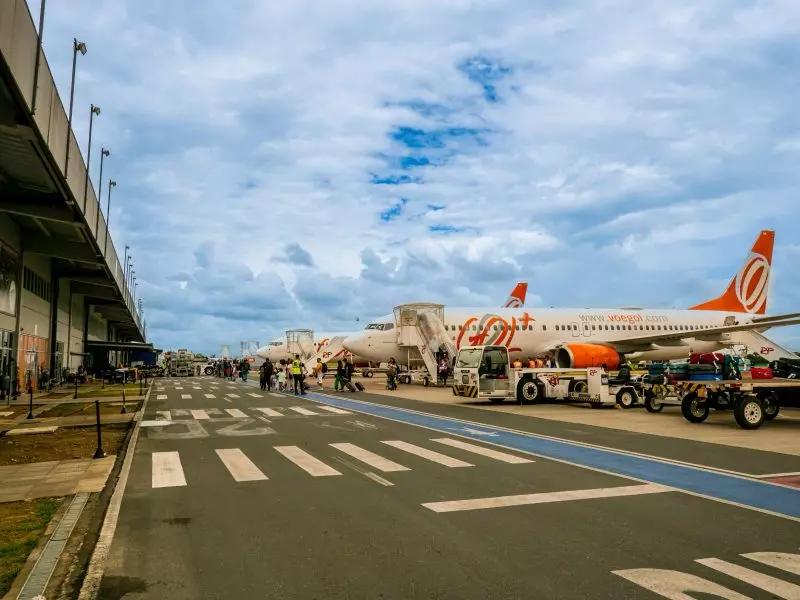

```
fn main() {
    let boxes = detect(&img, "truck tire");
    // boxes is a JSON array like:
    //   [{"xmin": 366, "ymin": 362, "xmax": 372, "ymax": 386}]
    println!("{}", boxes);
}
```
[
  {"xmin": 644, "ymin": 391, "xmax": 664, "ymax": 413},
  {"xmin": 204, "ymin": 367, "xmax": 214, "ymax": 376},
  {"xmin": 616, "ymin": 388, "xmax": 637, "ymax": 409},
  {"xmin": 517, "ymin": 377, "xmax": 542, "ymax": 405},
  {"xmin": 569, "ymin": 380, "xmax": 589, "ymax": 395},
  {"xmin": 759, "ymin": 392, "xmax": 780, "ymax": 420},
  {"xmin": 734, "ymin": 396, "xmax": 764, "ymax": 430},
  {"xmin": 681, "ymin": 392, "xmax": 709, "ymax": 423},
  {"xmin": 363, "ymin": 370, "xmax": 374, "ymax": 378}
]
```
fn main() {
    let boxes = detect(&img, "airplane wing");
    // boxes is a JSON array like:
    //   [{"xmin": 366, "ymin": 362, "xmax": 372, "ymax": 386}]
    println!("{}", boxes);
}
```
[{"xmin": 605, "ymin": 317, "xmax": 800, "ymax": 353}]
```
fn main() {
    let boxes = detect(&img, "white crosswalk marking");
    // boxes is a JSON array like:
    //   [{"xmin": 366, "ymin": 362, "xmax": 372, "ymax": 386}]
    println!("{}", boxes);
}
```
[
  {"xmin": 381, "ymin": 441, "xmax": 473, "ymax": 468},
  {"xmin": 431, "ymin": 438, "xmax": 533, "ymax": 464},
  {"xmin": 274, "ymin": 446, "xmax": 341, "ymax": 477},
  {"xmin": 268, "ymin": 392, "xmax": 283, "ymax": 398},
  {"xmin": 216, "ymin": 449, "xmax": 268, "ymax": 482},
  {"xmin": 156, "ymin": 411, "xmax": 171, "ymax": 420},
  {"xmin": 157, "ymin": 395, "xmax": 167, "ymax": 400},
  {"xmin": 205, "ymin": 394, "xmax": 215, "ymax": 399},
  {"xmin": 226, "ymin": 394, "xmax": 240, "ymax": 399},
  {"xmin": 317, "ymin": 406, "xmax": 351, "ymax": 415},
  {"xmin": 152, "ymin": 452, "xmax": 186, "ymax": 488},
  {"xmin": 190, "ymin": 410, "xmax": 210, "ymax": 420},
  {"xmin": 175, "ymin": 386, "xmax": 183, "ymax": 390},
  {"xmin": 181, "ymin": 394, "xmax": 191, "ymax": 400},
  {"xmin": 330, "ymin": 443, "xmax": 410, "ymax": 472},
  {"xmin": 225, "ymin": 408, "xmax": 247, "ymax": 418},
  {"xmin": 255, "ymin": 408, "xmax": 282, "ymax": 417},
  {"xmin": 288, "ymin": 407, "xmax": 318, "ymax": 416},
  {"xmin": 696, "ymin": 558, "xmax": 800, "ymax": 598},
  {"xmin": 248, "ymin": 393, "xmax": 262, "ymax": 398}
]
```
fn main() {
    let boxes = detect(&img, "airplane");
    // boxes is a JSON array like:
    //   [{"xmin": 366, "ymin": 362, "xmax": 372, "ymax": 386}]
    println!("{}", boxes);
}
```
[
  {"xmin": 342, "ymin": 230, "xmax": 800, "ymax": 369},
  {"xmin": 255, "ymin": 281, "xmax": 529, "ymax": 363}
]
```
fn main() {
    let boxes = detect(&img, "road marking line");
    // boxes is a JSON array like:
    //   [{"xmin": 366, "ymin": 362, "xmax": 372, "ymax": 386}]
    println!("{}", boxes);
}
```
[
  {"xmin": 423, "ymin": 484, "xmax": 671, "ymax": 513},
  {"xmin": 204, "ymin": 394, "xmax": 215, "ymax": 399},
  {"xmin": 156, "ymin": 394, "xmax": 167, "ymax": 400},
  {"xmin": 0, "ymin": 411, "xmax": 12, "ymax": 417},
  {"xmin": 381, "ymin": 440, "xmax": 473, "ymax": 468},
  {"xmin": 226, "ymin": 394, "xmax": 240, "ymax": 398},
  {"xmin": 696, "ymin": 557, "xmax": 800, "ymax": 598},
  {"xmin": 274, "ymin": 446, "xmax": 341, "ymax": 477},
  {"xmin": 431, "ymin": 438, "xmax": 534, "ymax": 464},
  {"xmin": 288, "ymin": 406, "xmax": 318, "ymax": 416},
  {"xmin": 175, "ymin": 386, "xmax": 183, "ymax": 389},
  {"xmin": 268, "ymin": 393, "xmax": 283, "ymax": 398},
  {"xmin": 364, "ymin": 472, "xmax": 394, "ymax": 486},
  {"xmin": 742, "ymin": 552, "xmax": 800, "ymax": 576},
  {"xmin": 215, "ymin": 448, "xmax": 268, "ymax": 482},
  {"xmin": 190, "ymin": 410, "xmax": 209, "ymax": 420},
  {"xmin": 156, "ymin": 411, "xmax": 171, "ymax": 421},
  {"xmin": 248, "ymin": 393, "xmax": 262, "ymax": 398},
  {"xmin": 225, "ymin": 409, "xmax": 247, "ymax": 418},
  {"xmin": 756, "ymin": 471, "xmax": 800, "ymax": 478},
  {"xmin": 255, "ymin": 408, "xmax": 282, "ymax": 417},
  {"xmin": 330, "ymin": 443, "xmax": 410, "ymax": 472},
  {"xmin": 180, "ymin": 394, "xmax": 191, "ymax": 400},
  {"xmin": 318, "ymin": 406, "xmax": 351, "ymax": 415},
  {"xmin": 152, "ymin": 452, "xmax": 187, "ymax": 488},
  {"xmin": 224, "ymin": 397, "xmax": 232, "ymax": 403}
]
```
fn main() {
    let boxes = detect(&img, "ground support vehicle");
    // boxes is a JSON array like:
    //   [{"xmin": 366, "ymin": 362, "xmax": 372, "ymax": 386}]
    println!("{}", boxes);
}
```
[
  {"xmin": 642, "ymin": 377, "xmax": 800, "ymax": 430},
  {"xmin": 451, "ymin": 345, "xmax": 639, "ymax": 408}
]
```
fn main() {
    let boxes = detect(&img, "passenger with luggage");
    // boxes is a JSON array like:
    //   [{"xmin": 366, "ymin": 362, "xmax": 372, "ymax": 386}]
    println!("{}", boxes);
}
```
[
  {"xmin": 386, "ymin": 358, "xmax": 398, "ymax": 391},
  {"xmin": 314, "ymin": 358, "xmax": 326, "ymax": 390},
  {"xmin": 334, "ymin": 360, "xmax": 344, "ymax": 391},
  {"xmin": 340, "ymin": 357, "xmax": 358, "ymax": 392}
]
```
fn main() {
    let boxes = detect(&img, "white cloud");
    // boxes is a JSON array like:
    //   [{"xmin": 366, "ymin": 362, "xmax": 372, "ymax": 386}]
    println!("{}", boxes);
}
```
[{"xmin": 28, "ymin": 0, "xmax": 800, "ymax": 352}]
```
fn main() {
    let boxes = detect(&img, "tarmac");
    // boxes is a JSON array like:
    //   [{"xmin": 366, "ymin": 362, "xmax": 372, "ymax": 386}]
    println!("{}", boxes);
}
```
[{"xmin": 94, "ymin": 375, "xmax": 800, "ymax": 599}]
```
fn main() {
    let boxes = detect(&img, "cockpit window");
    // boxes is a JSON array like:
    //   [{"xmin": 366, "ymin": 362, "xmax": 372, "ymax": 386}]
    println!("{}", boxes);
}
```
[
  {"xmin": 382, "ymin": 323, "xmax": 394, "ymax": 331},
  {"xmin": 365, "ymin": 323, "xmax": 394, "ymax": 331},
  {"xmin": 269, "ymin": 341, "xmax": 282, "ymax": 346},
  {"xmin": 365, "ymin": 323, "xmax": 380, "ymax": 330}
]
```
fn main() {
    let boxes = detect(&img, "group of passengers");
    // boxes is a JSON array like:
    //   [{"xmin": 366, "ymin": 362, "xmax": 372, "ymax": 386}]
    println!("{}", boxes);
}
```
[{"xmin": 256, "ymin": 355, "xmax": 361, "ymax": 395}]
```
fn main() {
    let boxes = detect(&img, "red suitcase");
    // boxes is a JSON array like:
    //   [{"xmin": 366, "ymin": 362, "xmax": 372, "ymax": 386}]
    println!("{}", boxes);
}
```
[{"xmin": 749, "ymin": 367, "xmax": 773, "ymax": 380}]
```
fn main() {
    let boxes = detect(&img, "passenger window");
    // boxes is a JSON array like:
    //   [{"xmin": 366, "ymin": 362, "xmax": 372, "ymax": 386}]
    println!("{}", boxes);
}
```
[
  {"xmin": 458, "ymin": 325, "xmax": 462, "ymax": 330},
  {"xmin": 555, "ymin": 325, "xmax": 560, "ymax": 331},
  {"xmin": 591, "ymin": 325, "xmax": 596, "ymax": 330},
  {"xmin": 472, "ymin": 325, "xmax": 477, "ymax": 331},
  {"xmin": 528, "ymin": 325, "xmax": 533, "ymax": 331},
  {"xmin": 542, "ymin": 325, "xmax": 546, "ymax": 331}
]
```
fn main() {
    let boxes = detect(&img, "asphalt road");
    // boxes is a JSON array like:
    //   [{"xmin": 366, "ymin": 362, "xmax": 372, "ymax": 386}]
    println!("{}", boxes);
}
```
[{"xmin": 98, "ymin": 376, "xmax": 800, "ymax": 599}]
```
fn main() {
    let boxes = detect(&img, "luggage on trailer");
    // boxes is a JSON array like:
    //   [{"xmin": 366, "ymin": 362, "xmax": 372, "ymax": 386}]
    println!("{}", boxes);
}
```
[
  {"xmin": 688, "ymin": 372, "xmax": 723, "ymax": 381},
  {"xmin": 690, "ymin": 352, "xmax": 725, "ymax": 365},
  {"xmin": 688, "ymin": 364, "xmax": 716, "ymax": 372},
  {"xmin": 749, "ymin": 366, "xmax": 774, "ymax": 380}
]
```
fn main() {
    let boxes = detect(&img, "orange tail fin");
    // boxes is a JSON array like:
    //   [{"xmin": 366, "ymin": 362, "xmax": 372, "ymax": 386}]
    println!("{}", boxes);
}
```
[
  {"xmin": 689, "ymin": 230, "xmax": 774, "ymax": 315},
  {"xmin": 504, "ymin": 282, "xmax": 528, "ymax": 308}
]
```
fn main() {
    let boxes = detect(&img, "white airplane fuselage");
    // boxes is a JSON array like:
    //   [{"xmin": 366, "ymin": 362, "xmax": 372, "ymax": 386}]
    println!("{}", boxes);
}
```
[
  {"xmin": 342, "ymin": 307, "xmax": 771, "ymax": 365},
  {"xmin": 256, "ymin": 332, "xmax": 360, "ymax": 363}
]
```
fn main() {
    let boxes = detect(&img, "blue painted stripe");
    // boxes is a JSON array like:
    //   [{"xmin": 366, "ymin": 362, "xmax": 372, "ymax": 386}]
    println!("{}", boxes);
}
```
[{"xmin": 305, "ymin": 392, "xmax": 800, "ymax": 519}]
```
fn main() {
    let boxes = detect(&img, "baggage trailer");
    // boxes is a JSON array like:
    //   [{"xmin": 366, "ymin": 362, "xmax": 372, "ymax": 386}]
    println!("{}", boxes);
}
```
[
  {"xmin": 451, "ymin": 345, "xmax": 640, "ymax": 408},
  {"xmin": 642, "ymin": 376, "xmax": 800, "ymax": 429}
]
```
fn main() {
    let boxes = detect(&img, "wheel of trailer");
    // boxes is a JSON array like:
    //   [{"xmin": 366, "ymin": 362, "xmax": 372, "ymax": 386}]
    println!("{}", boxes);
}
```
[
  {"xmin": 644, "ymin": 391, "xmax": 664, "ymax": 413},
  {"xmin": 516, "ymin": 377, "xmax": 542, "ymax": 405},
  {"xmin": 398, "ymin": 375, "xmax": 410, "ymax": 385},
  {"xmin": 681, "ymin": 392, "xmax": 709, "ymax": 423},
  {"xmin": 734, "ymin": 396, "xmax": 765, "ymax": 430},
  {"xmin": 616, "ymin": 388, "xmax": 636, "ymax": 409},
  {"xmin": 363, "ymin": 370, "xmax": 373, "ymax": 378},
  {"xmin": 204, "ymin": 367, "xmax": 214, "ymax": 376},
  {"xmin": 759, "ymin": 392, "xmax": 780, "ymax": 421}
]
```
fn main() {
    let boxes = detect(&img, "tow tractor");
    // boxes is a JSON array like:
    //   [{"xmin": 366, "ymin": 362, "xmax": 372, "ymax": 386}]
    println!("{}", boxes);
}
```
[{"xmin": 451, "ymin": 345, "xmax": 640, "ymax": 408}]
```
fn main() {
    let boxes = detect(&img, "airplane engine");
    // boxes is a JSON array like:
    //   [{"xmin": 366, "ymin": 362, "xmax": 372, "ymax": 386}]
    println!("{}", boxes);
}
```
[{"xmin": 555, "ymin": 344, "xmax": 622, "ymax": 370}]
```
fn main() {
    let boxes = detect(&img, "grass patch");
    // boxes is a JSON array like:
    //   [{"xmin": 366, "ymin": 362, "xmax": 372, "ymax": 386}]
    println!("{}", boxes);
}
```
[
  {"xmin": 0, "ymin": 497, "xmax": 61, "ymax": 596},
  {"xmin": 36, "ymin": 401, "xmax": 141, "ymax": 420},
  {"xmin": 0, "ymin": 423, "xmax": 130, "ymax": 465}
]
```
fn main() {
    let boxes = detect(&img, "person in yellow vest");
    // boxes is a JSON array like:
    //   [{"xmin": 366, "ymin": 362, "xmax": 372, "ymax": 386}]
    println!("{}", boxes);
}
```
[{"xmin": 291, "ymin": 354, "xmax": 305, "ymax": 396}]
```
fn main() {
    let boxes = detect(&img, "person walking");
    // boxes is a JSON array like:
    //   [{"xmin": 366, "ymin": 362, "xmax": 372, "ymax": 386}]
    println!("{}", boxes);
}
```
[
  {"xmin": 386, "ymin": 357, "xmax": 398, "ymax": 391},
  {"xmin": 334, "ymin": 360, "xmax": 343, "ymax": 391},
  {"xmin": 241, "ymin": 360, "xmax": 250, "ymax": 382},
  {"xmin": 314, "ymin": 358, "xmax": 325, "ymax": 390},
  {"xmin": 264, "ymin": 358, "xmax": 274, "ymax": 391},
  {"xmin": 259, "ymin": 362, "xmax": 268, "ymax": 390},
  {"xmin": 291, "ymin": 354, "xmax": 305, "ymax": 396}
]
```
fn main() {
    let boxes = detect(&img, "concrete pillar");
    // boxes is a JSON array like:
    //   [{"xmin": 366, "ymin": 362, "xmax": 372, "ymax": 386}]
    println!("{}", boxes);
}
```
[{"xmin": 48, "ymin": 270, "xmax": 59, "ymax": 381}]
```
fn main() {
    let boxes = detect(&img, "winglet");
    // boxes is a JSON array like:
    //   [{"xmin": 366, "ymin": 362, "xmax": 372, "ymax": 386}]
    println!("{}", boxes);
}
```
[
  {"xmin": 689, "ymin": 230, "xmax": 774, "ymax": 315},
  {"xmin": 504, "ymin": 282, "xmax": 528, "ymax": 308}
]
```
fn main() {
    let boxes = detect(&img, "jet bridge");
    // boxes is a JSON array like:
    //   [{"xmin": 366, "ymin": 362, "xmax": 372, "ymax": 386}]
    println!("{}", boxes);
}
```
[{"xmin": 394, "ymin": 304, "xmax": 457, "ymax": 380}]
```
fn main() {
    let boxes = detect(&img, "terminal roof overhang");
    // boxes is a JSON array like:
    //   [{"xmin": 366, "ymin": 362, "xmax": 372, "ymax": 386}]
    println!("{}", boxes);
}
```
[
  {"xmin": 0, "ymin": 55, "xmax": 142, "ymax": 341},
  {"xmin": 85, "ymin": 340, "xmax": 159, "ymax": 352}
]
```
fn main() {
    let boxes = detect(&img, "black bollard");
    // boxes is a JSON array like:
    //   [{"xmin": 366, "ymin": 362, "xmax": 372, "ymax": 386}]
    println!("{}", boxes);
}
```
[
  {"xmin": 93, "ymin": 400, "xmax": 105, "ymax": 459},
  {"xmin": 139, "ymin": 374, "xmax": 143, "ymax": 397},
  {"xmin": 101, "ymin": 370, "xmax": 105, "ymax": 390},
  {"xmin": 121, "ymin": 381, "xmax": 127, "ymax": 414},
  {"xmin": 73, "ymin": 377, "xmax": 78, "ymax": 400},
  {"xmin": 26, "ymin": 385, "xmax": 34, "ymax": 419}
]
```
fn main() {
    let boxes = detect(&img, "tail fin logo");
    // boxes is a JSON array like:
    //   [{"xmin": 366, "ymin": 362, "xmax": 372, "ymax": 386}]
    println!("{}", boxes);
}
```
[
  {"xmin": 735, "ymin": 252, "xmax": 770, "ymax": 314},
  {"xmin": 504, "ymin": 282, "xmax": 528, "ymax": 308}
]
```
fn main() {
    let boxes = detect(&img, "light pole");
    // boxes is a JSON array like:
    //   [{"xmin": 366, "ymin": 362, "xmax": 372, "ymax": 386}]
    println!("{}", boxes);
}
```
[
  {"xmin": 82, "ymin": 104, "xmax": 101, "ymax": 212},
  {"xmin": 123, "ymin": 244, "xmax": 129, "ymax": 283},
  {"xmin": 94, "ymin": 148, "xmax": 110, "ymax": 235},
  {"xmin": 103, "ymin": 179, "xmax": 117, "ymax": 255},
  {"xmin": 30, "ymin": 0, "xmax": 48, "ymax": 114},
  {"xmin": 64, "ymin": 39, "xmax": 87, "ymax": 175}
]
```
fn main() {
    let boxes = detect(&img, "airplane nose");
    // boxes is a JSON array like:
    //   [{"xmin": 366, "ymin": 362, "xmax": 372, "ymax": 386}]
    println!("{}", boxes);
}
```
[
  {"xmin": 343, "ymin": 335, "xmax": 368, "ymax": 356},
  {"xmin": 256, "ymin": 346, "xmax": 268, "ymax": 360}
]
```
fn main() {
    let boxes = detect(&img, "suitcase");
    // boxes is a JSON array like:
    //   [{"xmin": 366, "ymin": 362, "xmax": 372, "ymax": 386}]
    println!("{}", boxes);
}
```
[
  {"xmin": 355, "ymin": 382, "xmax": 365, "ymax": 391},
  {"xmin": 690, "ymin": 352, "xmax": 725, "ymax": 365},
  {"xmin": 688, "ymin": 373, "xmax": 723, "ymax": 381},
  {"xmin": 342, "ymin": 379, "xmax": 356, "ymax": 392},
  {"xmin": 749, "ymin": 367, "xmax": 773, "ymax": 380}
]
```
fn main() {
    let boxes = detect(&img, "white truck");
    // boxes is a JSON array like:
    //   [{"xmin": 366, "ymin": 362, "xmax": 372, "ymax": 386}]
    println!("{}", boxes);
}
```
[
  {"xmin": 451, "ymin": 345, "xmax": 639, "ymax": 408},
  {"xmin": 170, "ymin": 349, "xmax": 194, "ymax": 377}
]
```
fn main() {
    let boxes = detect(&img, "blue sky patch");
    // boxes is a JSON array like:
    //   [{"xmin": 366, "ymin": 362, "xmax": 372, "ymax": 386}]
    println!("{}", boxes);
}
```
[{"xmin": 380, "ymin": 198, "xmax": 408, "ymax": 222}]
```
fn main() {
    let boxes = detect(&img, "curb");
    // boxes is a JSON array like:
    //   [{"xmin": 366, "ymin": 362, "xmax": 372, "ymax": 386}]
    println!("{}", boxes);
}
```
[{"xmin": 75, "ymin": 383, "xmax": 152, "ymax": 599}]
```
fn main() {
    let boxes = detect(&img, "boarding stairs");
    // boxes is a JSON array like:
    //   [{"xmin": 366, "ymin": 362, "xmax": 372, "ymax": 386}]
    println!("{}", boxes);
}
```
[
  {"xmin": 285, "ymin": 329, "xmax": 316, "ymax": 361},
  {"xmin": 726, "ymin": 330, "xmax": 799, "ymax": 362},
  {"xmin": 394, "ymin": 304, "xmax": 457, "ymax": 380}
]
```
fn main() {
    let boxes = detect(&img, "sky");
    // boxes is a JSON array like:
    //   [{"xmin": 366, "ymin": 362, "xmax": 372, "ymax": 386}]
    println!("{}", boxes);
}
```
[{"xmin": 27, "ymin": 0, "xmax": 800, "ymax": 355}]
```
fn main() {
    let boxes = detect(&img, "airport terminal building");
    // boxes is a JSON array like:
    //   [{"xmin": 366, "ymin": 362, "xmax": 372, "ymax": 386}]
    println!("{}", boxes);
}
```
[{"xmin": 1, "ymin": 0, "xmax": 148, "ymax": 394}]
